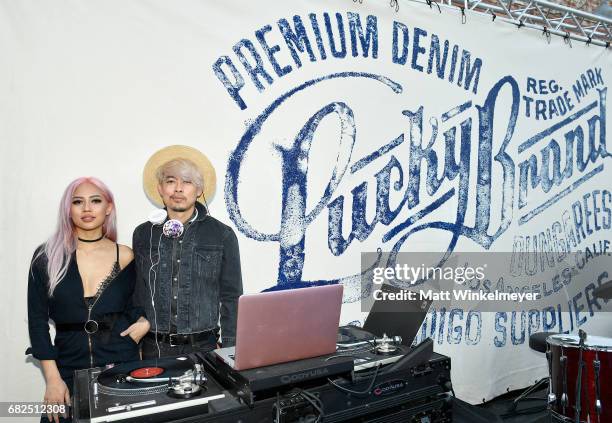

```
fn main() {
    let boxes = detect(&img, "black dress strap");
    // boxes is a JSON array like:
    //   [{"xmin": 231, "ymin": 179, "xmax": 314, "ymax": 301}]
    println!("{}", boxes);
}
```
[{"xmin": 115, "ymin": 243, "xmax": 120, "ymax": 263}]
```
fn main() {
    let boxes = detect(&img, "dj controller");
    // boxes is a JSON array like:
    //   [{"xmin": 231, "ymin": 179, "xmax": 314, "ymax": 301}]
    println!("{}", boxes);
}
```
[{"xmin": 73, "ymin": 326, "xmax": 453, "ymax": 422}]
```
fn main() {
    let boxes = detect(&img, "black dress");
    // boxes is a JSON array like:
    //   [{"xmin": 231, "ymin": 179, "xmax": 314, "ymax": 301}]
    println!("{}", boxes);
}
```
[{"xmin": 27, "ymin": 245, "xmax": 143, "ymax": 393}]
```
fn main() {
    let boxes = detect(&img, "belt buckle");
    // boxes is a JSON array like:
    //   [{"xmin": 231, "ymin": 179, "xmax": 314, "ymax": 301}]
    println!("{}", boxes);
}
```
[
  {"xmin": 84, "ymin": 320, "xmax": 99, "ymax": 334},
  {"xmin": 168, "ymin": 333, "xmax": 181, "ymax": 347}
]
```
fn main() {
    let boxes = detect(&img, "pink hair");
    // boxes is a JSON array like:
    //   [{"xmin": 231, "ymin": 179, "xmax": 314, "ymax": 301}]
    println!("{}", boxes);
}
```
[{"xmin": 38, "ymin": 177, "xmax": 117, "ymax": 296}]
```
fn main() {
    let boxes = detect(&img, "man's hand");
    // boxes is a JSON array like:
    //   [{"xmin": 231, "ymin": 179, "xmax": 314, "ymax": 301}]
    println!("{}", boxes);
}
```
[
  {"xmin": 44, "ymin": 377, "xmax": 70, "ymax": 423},
  {"xmin": 120, "ymin": 316, "xmax": 151, "ymax": 343}
]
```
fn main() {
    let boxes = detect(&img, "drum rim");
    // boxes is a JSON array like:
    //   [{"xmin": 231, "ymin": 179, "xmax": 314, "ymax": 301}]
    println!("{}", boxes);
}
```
[{"xmin": 546, "ymin": 334, "xmax": 612, "ymax": 351}]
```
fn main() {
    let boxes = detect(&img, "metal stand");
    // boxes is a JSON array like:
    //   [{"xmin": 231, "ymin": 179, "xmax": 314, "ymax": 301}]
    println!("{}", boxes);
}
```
[
  {"xmin": 406, "ymin": 0, "xmax": 612, "ymax": 47},
  {"xmin": 501, "ymin": 377, "xmax": 549, "ymax": 418}
]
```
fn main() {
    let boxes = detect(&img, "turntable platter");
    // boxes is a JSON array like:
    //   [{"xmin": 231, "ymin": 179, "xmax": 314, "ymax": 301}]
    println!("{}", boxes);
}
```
[
  {"xmin": 96, "ymin": 357, "xmax": 199, "ymax": 396},
  {"xmin": 337, "ymin": 325, "xmax": 376, "ymax": 346}
]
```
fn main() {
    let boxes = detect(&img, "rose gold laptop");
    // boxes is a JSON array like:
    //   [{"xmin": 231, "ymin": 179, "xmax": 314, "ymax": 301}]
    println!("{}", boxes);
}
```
[{"xmin": 214, "ymin": 284, "xmax": 343, "ymax": 371}]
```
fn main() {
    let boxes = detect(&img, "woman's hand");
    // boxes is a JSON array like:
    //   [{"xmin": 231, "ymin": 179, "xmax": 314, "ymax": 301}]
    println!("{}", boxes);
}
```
[
  {"xmin": 44, "ymin": 376, "xmax": 70, "ymax": 423},
  {"xmin": 120, "ymin": 316, "xmax": 151, "ymax": 343}
]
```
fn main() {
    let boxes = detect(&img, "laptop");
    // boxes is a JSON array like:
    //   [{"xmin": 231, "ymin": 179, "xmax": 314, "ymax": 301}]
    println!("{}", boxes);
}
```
[
  {"xmin": 214, "ymin": 284, "xmax": 344, "ymax": 371},
  {"xmin": 363, "ymin": 283, "xmax": 432, "ymax": 346}
]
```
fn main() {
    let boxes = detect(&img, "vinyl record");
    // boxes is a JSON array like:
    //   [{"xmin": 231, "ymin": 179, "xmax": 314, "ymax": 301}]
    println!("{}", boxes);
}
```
[
  {"xmin": 96, "ymin": 357, "xmax": 195, "ymax": 396},
  {"xmin": 337, "ymin": 325, "xmax": 375, "ymax": 345},
  {"xmin": 130, "ymin": 366, "xmax": 165, "ymax": 378}
]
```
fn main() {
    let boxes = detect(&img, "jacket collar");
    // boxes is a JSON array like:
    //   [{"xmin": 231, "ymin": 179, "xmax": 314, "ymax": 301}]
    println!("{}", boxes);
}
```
[{"xmin": 193, "ymin": 201, "xmax": 209, "ymax": 222}]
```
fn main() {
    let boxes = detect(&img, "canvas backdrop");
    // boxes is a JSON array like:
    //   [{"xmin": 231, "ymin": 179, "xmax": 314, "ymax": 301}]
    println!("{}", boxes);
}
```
[{"xmin": 1, "ymin": 0, "xmax": 610, "ymax": 413}]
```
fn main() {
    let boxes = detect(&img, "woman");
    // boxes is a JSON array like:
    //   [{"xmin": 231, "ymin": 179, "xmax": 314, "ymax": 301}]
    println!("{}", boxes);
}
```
[{"xmin": 27, "ymin": 177, "xmax": 150, "ymax": 423}]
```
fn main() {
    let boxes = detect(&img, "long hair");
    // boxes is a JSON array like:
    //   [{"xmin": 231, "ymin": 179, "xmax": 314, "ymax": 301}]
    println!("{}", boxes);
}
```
[{"xmin": 37, "ymin": 177, "xmax": 117, "ymax": 296}]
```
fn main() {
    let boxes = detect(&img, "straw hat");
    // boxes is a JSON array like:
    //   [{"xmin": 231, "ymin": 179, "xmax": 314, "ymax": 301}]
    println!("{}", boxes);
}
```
[{"xmin": 143, "ymin": 145, "xmax": 217, "ymax": 207}]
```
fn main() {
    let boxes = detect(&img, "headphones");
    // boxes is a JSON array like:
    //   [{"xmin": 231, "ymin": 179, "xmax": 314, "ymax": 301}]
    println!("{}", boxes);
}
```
[
  {"xmin": 148, "ymin": 209, "xmax": 167, "ymax": 225},
  {"xmin": 148, "ymin": 207, "xmax": 200, "ymax": 238}
]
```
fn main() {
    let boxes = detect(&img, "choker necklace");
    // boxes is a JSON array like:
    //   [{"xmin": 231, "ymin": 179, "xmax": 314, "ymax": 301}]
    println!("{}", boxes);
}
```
[{"xmin": 78, "ymin": 235, "xmax": 104, "ymax": 243}]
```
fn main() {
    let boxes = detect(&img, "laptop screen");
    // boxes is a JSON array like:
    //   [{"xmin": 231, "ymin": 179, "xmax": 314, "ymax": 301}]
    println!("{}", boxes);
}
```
[
  {"xmin": 232, "ymin": 284, "xmax": 344, "ymax": 370},
  {"xmin": 363, "ymin": 283, "xmax": 432, "ymax": 346}
]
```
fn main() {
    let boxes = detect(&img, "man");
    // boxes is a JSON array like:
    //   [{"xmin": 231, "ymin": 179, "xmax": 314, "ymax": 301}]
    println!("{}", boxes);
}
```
[{"xmin": 132, "ymin": 146, "xmax": 242, "ymax": 358}]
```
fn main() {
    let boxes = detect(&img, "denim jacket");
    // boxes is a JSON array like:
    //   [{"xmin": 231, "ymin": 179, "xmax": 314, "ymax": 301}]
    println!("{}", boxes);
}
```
[{"xmin": 132, "ymin": 202, "xmax": 242, "ymax": 346}]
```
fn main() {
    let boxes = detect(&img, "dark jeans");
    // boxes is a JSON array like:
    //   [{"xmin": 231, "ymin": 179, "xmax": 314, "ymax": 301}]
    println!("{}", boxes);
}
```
[{"xmin": 141, "ymin": 332, "xmax": 217, "ymax": 359}]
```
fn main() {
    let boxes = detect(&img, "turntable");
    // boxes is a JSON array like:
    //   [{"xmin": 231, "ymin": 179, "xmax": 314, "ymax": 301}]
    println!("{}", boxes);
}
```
[
  {"xmin": 73, "ymin": 355, "xmax": 225, "ymax": 422},
  {"xmin": 337, "ymin": 325, "xmax": 410, "ymax": 371}
]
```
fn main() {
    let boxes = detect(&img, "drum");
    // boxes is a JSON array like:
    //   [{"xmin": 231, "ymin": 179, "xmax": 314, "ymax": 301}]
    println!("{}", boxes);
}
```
[{"xmin": 547, "ymin": 334, "xmax": 612, "ymax": 422}]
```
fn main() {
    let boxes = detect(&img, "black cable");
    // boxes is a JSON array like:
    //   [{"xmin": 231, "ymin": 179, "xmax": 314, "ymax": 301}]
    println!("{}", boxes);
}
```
[
  {"xmin": 390, "ymin": 0, "xmax": 400, "ymax": 12},
  {"xmin": 328, "ymin": 363, "xmax": 381, "ymax": 397},
  {"xmin": 326, "ymin": 353, "xmax": 367, "ymax": 362},
  {"xmin": 460, "ymin": 7, "xmax": 466, "ymax": 24},
  {"xmin": 301, "ymin": 389, "xmax": 323, "ymax": 409},
  {"xmin": 292, "ymin": 388, "xmax": 324, "ymax": 423},
  {"xmin": 330, "ymin": 340, "xmax": 376, "ymax": 358},
  {"xmin": 301, "ymin": 390, "xmax": 324, "ymax": 418},
  {"xmin": 301, "ymin": 395, "xmax": 322, "ymax": 423},
  {"xmin": 337, "ymin": 338, "xmax": 377, "ymax": 349}
]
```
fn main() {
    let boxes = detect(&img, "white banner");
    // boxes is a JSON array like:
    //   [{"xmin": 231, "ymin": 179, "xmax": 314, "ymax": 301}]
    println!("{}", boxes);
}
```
[{"xmin": 1, "ymin": 0, "xmax": 610, "ymax": 407}]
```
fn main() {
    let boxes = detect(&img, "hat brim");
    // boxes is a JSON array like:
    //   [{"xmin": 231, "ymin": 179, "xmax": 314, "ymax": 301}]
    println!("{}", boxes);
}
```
[{"xmin": 143, "ymin": 145, "xmax": 217, "ymax": 208}]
